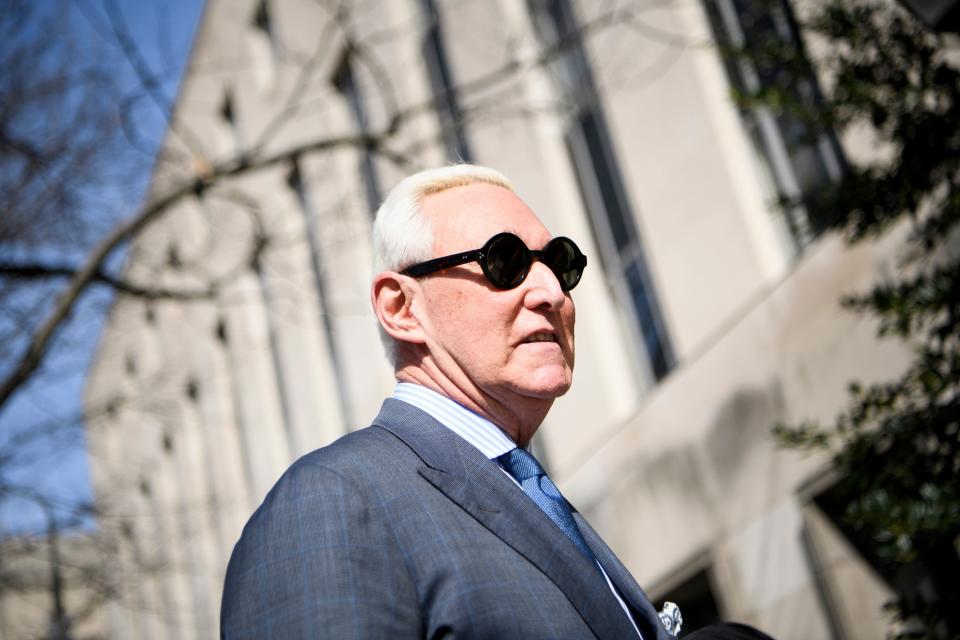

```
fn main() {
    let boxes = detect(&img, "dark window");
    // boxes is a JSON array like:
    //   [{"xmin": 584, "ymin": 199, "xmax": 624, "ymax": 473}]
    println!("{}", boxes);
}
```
[
  {"xmin": 251, "ymin": 0, "xmax": 280, "ymax": 62},
  {"xmin": 167, "ymin": 243, "xmax": 182, "ymax": 269},
  {"xmin": 703, "ymin": 0, "xmax": 844, "ymax": 247},
  {"xmin": 124, "ymin": 353, "xmax": 137, "ymax": 376},
  {"xmin": 185, "ymin": 377, "xmax": 199, "ymax": 402},
  {"xmin": 624, "ymin": 258, "xmax": 671, "ymax": 377},
  {"xmin": 529, "ymin": 0, "xmax": 674, "ymax": 381},
  {"xmin": 252, "ymin": 0, "xmax": 274, "ymax": 41},
  {"xmin": 218, "ymin": 87, "xmax": 244, "ymax": 153},
  {"xmin": 249, "ymin": 0, "xmax": 280, "ymax": 86},
  {"xmin": 219, "ymin": 90, "xmax": 235, "ymax": 125},
  {"xmin": 334, "ymin": 54, "xmax": 382, "ymax": 216},
  {"xmin": 215, "ymin": 317, "xmax": 228, "ymax": 344},
  {"xmin": 419, "ymin": 0, "xmax": 472, "ymax": 162}
]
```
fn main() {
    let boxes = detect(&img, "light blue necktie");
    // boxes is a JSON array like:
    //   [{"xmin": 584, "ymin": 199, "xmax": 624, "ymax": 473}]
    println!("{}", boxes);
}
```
[{"xmin": 498, "ymin": 447, "xmax": 596, "ymax": 562}]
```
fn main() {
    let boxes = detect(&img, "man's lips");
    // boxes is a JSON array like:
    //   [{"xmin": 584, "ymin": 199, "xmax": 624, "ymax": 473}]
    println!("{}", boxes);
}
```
[{"xmin": 521, "ymin": 331, "xmax": 559, "ymax": 345}]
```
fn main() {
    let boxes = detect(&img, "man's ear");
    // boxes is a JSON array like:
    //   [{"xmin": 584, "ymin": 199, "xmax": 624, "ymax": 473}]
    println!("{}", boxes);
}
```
[{"xmin": 371, "ymin": 272, "xmax": 426, "ymax": 345}]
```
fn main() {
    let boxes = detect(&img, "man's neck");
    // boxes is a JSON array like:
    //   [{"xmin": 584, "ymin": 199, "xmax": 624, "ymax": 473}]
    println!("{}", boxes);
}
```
[{"xmin": 395, "ymin": 365, "xmax": 551, "ymax": 447}]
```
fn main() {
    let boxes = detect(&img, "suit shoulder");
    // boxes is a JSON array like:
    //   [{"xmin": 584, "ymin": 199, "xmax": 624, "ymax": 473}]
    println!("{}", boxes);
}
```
[
  {"xmin": 229, "ymin": 426, "xmax": 406, "ymax": 558},
  {"xmin": 221, "ymin": 426, "xmax": 424, "ymax": 636},
  {"xmin": 289, "ymin": 423, "xmax": 407, "ymax": 476},
  {"xmin": 245, "ymin": 425, "xmax": 410, "ymax": 523}
]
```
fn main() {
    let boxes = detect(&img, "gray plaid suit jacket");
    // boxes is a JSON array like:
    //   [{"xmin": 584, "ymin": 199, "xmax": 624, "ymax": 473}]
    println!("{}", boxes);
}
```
[{"xmin": 221, "ymin": 399, "xmax": 674, "ymax": 639}]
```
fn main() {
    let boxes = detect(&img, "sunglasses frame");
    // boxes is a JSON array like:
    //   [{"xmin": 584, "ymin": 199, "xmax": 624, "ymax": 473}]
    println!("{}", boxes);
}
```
[{"xmin": 401, "ymin": 232, "xmax": 588, "ymax": 291}]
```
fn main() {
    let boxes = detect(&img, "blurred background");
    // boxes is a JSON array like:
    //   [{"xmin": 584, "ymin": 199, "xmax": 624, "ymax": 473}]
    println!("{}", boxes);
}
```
[{"xmin": 0, "ymin": 0, "xmax": 957, "ymax": 638}]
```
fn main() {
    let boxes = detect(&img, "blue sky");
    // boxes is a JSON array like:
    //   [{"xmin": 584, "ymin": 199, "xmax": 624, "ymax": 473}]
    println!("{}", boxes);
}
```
[{"xmin": 0, "ymin": 0, "xmax": 206, "ymax": 535}]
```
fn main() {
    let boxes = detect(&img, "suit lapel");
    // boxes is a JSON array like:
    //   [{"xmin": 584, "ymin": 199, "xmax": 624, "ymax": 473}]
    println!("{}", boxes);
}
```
[
  {"xmin": 575, "ymin": 513, "xmax": 672, "ymax": 640},
  {"xmin": 374, "ymin": 399, "xmax": 639, "ymax": 640}
]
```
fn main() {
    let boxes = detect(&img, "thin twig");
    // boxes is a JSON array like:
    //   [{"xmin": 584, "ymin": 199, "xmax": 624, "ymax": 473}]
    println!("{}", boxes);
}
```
[{"xmin": 0, "ymin": 262, "xmax": 217, "ymax": 300}]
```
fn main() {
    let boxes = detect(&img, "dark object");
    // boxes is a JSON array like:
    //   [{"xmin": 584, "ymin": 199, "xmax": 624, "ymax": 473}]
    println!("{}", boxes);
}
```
[
  {"xmin": 403, "ymin": 232, "xmax": 588, "ymax": 291},
  {"xmin": 684, "ymin": 622, "xmax": 776, "ymax": 640},
  {"xmin": 898, "ymin": 0, "xmax": 960, "ymax": 31}
]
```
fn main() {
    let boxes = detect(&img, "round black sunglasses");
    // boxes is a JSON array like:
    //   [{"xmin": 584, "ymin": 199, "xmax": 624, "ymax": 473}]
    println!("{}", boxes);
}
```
[{"xmin": 401, "ymin": 232, "xmax": 588, "ymax": 291}]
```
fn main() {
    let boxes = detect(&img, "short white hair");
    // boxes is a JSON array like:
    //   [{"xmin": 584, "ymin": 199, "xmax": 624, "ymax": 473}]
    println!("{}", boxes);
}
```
[{"xmin": 372, "ymin": 164, "xmax": 514, "ymax": 365}]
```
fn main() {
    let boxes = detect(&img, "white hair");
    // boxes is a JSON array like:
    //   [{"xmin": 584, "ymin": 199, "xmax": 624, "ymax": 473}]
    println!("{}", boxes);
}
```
[{"xmin": 371, "ymin": 164, "xmax": 514, "ymax": 365}]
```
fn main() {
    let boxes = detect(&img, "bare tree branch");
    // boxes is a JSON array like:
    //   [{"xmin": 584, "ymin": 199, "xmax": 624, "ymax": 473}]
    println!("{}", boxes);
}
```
[
  {"xmin": 0, "ymin": 0, "xmax": 655, "ymax": 410},
  {"xmin": 0, "ymin": 261, "xmax": 218, "ymax": 300},
  {"xmin": 0, "ymin": 127, "xmax": 405, "ymax": 408}
]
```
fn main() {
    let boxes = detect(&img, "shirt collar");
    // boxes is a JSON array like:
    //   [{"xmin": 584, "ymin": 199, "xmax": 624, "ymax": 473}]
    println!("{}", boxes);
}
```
[{"xmin": 392, "ymin": 382, "xmax": 516, "ymax": 459}]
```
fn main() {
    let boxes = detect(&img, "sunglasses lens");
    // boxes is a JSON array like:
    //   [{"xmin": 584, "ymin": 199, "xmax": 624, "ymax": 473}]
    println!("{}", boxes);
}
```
[
  {"xmin": 543, "ymin": 238, "xmax": 584, "ymax": 291},
  {"xmin": 485, "ymin": 234, "xmax": 530, "ymax": 288}
]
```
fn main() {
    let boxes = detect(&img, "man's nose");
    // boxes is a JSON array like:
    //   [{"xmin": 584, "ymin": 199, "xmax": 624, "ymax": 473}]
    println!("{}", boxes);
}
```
[{"xmin": 523, "ymin": 261, "xmax": 566, "ymax": 311}]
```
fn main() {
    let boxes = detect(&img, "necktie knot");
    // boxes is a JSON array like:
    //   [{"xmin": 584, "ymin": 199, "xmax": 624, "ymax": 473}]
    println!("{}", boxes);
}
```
[
  {"xmin": 498, "ymin": 447, "xmax": 544, "ymax": 482},
  {"xmin": 497, "ymin": 447, "xmax": 596, "ymax": 562}
]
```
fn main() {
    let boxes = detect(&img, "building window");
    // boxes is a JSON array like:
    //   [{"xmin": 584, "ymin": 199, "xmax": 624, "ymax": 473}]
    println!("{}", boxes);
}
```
[
  {"xmin": 528, "ymin": 0, "xmax": 675, "ymax": 382},
  {"xmin": 218, "ymin": 87, "xmax": 244, "ymax": 154},
  {"xmin": 249, "ymin": 0, "xmax": 280, "ymax": 89},
  {"xmin": 419, "ymin": 0, "xmax": 472, "ymax": 162},
  {"xmin": 215, "ymin": 317, "xmax": 228, "ymax": 344},
  {"xmin": 703, "ymin": 0, "xmax": 844, "ymax": 248},
  {"xmin": 124, "ymin": 352, "xmax": 137, "ymax": 377},
  {"xmin": 167, "ymin": 243, "xmax": 182, "ymax": 269},
  {"xmin": 333, "ymin": 53, "xmax": 382, "ymax": 216},
  {"xmin": 185, "ymin": 377, "xmax": 199, "ymax": 402},
  {"xmin": 252, "ymin": 0, "xmax": 277, "ymax": 54}
]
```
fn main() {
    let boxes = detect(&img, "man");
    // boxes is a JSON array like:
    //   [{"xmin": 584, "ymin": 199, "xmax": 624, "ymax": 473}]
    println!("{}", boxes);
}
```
[{"xmin": 220, "ymin": 164, "xmax": 675, "ymax": 639}]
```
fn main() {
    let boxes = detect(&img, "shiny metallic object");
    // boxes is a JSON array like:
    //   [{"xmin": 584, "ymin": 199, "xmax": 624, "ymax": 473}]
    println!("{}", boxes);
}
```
[{"xmin": 658, "ymin": 601, "xmax": 683, "ymax": 636}]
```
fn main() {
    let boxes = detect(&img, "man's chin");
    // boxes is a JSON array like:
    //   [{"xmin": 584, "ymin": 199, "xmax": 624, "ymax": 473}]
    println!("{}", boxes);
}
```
[{"xmin": 512, "ymin": 373, "xmax": 573, "ymax": 400}]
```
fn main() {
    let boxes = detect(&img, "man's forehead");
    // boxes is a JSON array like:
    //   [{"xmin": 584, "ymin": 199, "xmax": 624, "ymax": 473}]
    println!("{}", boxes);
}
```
[{"xmin": 422, "ymin": 183, "xmax": 548, "ymax": 238}]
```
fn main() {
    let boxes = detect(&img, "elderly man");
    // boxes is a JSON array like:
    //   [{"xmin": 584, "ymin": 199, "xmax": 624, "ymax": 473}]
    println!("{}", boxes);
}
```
[{"xmin": 220, "ymin": 165, "xmax": 675, "ymax": 639}]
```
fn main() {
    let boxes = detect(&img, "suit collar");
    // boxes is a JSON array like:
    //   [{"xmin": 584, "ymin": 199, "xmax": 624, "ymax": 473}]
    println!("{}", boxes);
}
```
[
  {"xmin": 373, "ymin": 399, "xmax": 651, "ymax": 640},
  {"xmin": 373, "ymin": 398, "xmax": 467, "ymax": 473},
  {"xmin": 392, "ymin": 383, "xmax": 516, "ymax": 458}
]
